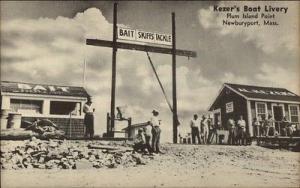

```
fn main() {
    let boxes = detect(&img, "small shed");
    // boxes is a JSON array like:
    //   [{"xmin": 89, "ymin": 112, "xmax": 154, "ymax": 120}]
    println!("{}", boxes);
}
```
[
  {"xmin": 122, "ymin": 121, "xmax": 150, "ymax": 139},
  {"xmin": 208, "ymin": 83, "xmax": 300, "ymax": 136},
  {"xmin": 0, "ymin": 81, "xmax": 90, "ymax": 138}
]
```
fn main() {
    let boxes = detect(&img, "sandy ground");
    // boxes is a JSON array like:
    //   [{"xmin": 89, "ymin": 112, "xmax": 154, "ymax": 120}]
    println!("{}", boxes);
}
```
[{"xmin": 1, "ymin": 144, "xmax": 299, "ymax": 188}]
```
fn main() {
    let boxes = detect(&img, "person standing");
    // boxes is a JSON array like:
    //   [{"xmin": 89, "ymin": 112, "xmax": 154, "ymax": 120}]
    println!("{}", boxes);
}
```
[
  {"xmin": 207, "ymin": 117, "xmax": 215, "ymax": 144},
  {"xmin": 280, "ymin": 116, "xmax": 289, "ymax": 136},
  {"xmin": 260, "ymin": 116, "xmax": 267, "ymax": 136},
  {"xmin": 150, "ymin": 109, "xmax": 162, "ymax": 154},
  {"xmin": 143, "ymin": 123, "xmax": 153, "ymax": 154},
  {"xmin": 83, "ymin": 97, "xmax": 95, "ymax": 139},
  {"xmin": 265, "ymin": 114, "xmax": 275, "ymax": 136},
  {"xmin": 201, "ymin": 115, "xmax": 209, "ymax": 144},
  {"xmin": 227, "ymin": 117, "xmax": 236, "ymax": 145},
  {"xmin": 252, "ymin": 117, "xmax": 261, "ymax": 137},
  {"xmin": 237, "ymin": 115, "xmax": 246, "ymax": 145},
  {"xmin": 190, "ymin": 114, "xmax": 201, "ymax": 144}
]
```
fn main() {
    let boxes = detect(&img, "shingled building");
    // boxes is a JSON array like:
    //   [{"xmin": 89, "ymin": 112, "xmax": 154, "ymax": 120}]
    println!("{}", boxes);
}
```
[{"xmin": 209, "ymin": 83, "xmax": 300, "ymax": 137}]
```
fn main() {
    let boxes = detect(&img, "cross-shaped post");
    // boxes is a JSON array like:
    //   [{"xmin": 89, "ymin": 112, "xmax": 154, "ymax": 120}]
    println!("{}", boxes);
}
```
[{"xmin": 86, "ymin": 3, "xmax": 196, "ymax": 143}]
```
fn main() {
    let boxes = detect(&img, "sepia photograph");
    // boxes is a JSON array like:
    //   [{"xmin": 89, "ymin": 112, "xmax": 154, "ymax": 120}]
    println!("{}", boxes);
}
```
[{"xmin": 1, "ymin": 1, "xmax": 299, "ymax": 187}]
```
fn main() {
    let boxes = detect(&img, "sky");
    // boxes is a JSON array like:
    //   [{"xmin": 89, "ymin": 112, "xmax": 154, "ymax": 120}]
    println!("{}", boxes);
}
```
[{"xmin": 1, "ymin": 1, "xmax": 299, "ymax": 142}]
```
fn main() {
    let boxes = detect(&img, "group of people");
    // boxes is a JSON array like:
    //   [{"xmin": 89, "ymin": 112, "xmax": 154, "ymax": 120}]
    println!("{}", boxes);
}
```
[
  {"xmin": 227, "ymin": 115, "xmax": 248, "ymax": 145},
  {"xmin": 252, "ymin": 115, "xmax": 296, "ymax": 137},
  {"xmin": 83, "ymin": 97, "xmax": 298, "ymax": 148},
  {"xmin": 190, "ymin": 114, "xmax": 212, "ymax": 144},
  {"xmin": 133, "ymin": 109, "xmax": 163, "ymax": 155},
  {"xmin": 83, "ymin": 97, "xmax": 163, "ymax": 154}
]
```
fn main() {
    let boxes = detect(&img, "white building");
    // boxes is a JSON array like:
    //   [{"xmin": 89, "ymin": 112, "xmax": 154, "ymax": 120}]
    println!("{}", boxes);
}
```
[{"xmin": 1, "ymin": 81, "xmax": 90, "ymax": 137}]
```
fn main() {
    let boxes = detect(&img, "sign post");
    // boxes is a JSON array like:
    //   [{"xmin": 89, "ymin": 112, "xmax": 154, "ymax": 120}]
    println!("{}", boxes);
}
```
[
  {"xmin": 86, "ymin": 3, "xmax": 197, "ymax": 142},
  {"xmin": 110, "ymin": 3, "xmax": 118, "ymax": 137},
  {"xmin": 172, "ymin": 12, "xmax": 178, "ymax": 143}
]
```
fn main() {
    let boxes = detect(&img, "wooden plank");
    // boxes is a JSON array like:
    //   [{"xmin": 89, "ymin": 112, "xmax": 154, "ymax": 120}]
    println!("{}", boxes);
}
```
[
  {"xmin": 87, "ymin": 144, "xmax": 133, "ymax": 152},
  {"xmin": 87, "ymin": 144, "xmax": 120, "ymax": 150},
  {"xmin": 86, "ymin": 39, "xmax": 197, "ymax": 58}
]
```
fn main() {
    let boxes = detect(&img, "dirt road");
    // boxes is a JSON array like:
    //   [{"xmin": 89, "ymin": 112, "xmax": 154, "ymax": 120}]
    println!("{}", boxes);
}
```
[{"xmin": 1, "ymin": 144, "xmax": 299, "ymax": 187}]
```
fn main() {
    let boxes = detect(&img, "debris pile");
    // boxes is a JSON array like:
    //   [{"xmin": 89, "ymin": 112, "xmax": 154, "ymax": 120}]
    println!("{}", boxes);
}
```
[
  {"xmin": 25, "ymin": 119, "xmax": 65, "ymax": 139},
  {"xmin": 1, "ymin": 119, "xmax": 65, "ymax": 140},
  {"xmin": 0, "ymin": 139, "xmax": 152, "ymax": 170}
]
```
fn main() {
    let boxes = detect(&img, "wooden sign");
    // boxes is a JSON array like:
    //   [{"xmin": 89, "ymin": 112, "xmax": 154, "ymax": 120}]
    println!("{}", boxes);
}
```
[
  {"xmin": 118, "ymin": 27, "xmax": 172, "ymax": 46},
  {"xmin": 226, "ymin": 102, "xmax": 234, "ymax": 113}
]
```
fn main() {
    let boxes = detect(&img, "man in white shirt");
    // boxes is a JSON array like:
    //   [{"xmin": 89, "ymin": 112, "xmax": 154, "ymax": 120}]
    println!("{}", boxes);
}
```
[
  {"xmin": 237, "ymin": 115, "xmax": 246, "ymax": 145},
  {"xmin": 83, "ymin": 97, "xmax": 95, "ymax": 139},
  {"xmin": 190, "ymin": 114, "xmax": 201, "ymax": 144},
  {"xmin": 150, "ymin": 109, "xmax": 162, "ymax": 154}
]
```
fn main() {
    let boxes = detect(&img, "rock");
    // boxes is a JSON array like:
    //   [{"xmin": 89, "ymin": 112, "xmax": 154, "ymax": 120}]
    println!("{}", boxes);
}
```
[
  {"xmin": 72, "ymin": 151, "xmax": 79, "ymax": 159},
  {"xmin": 89, "ymin": 155, "xmax": 96, "ymax": 162},
  {"xmin": 26, "ymin": 147, "xmax": 35, "ymax": 155},
  {"xmin": 39, "ymin": 156, "xmax": 46, "ymax": 163},
  {"xmin": 32, "ymin": 163, "xmax": 40, "ymax": 168},
  {"xmin": 60, "ymin": 158, "xmax": 68, "ymax": 163},
  {"xmin": 107, "ymin": 162, "xmax": 117, "ymax": 168},
  {"xmin": 12, "ymin": 164, "xmax": 20, "ymax": 169},
  {"xmin": 31, "ymin": 151, "xmax": 46, "ymax": 158},
  {"xmin": 49, "ymin": 140, "xmax": 59, "ymax": 148},
  {"xmin": 45, "ymin": 159, "xmax": 60, "ymax": 169},
  {"xmin": 92, "ymin": 161, "xmax": 103, "ymax": 168},
  {"xmin": 26, "ymin": 164, "xmax": 33, "ymax": 169},
  {"xmin": 31, "ymin": 136, "xmax": 37, "ymax": 142}
]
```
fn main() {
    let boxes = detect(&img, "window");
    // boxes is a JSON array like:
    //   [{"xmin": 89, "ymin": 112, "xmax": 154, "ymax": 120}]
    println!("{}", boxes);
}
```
[
  {"xmin": 289, "ymin": 105, "xmax": 299, "ymax": 123},
  {"xmin": 10, "ymin": 99, "xmax": 43, "ymax": 114},
  {"xmin": 50, "ymin": 101, "xmax": 81, "ymax": 116},
  {"xmin": 256, "ymin": 102, "xmax": 267, "ymax": 120}
]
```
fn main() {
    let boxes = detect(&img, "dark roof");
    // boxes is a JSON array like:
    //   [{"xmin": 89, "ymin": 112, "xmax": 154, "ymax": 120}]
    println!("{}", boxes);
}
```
[
  {"xmin": 225, "ymin": 83, "xmax": 300, "ymax": 102},
  {"xmin": 1, "ymin": 81, "xmax": 90, "ymax": 98}
]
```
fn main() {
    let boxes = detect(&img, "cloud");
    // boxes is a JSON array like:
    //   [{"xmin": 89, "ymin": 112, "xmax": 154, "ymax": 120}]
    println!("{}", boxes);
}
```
[
  {"xmin": 255, "ymin": 63, "xmax": 300, "ymax": 94},
  {"xmin": 1, "ymin": 7, "xmax": 187, "ymax": 141}
]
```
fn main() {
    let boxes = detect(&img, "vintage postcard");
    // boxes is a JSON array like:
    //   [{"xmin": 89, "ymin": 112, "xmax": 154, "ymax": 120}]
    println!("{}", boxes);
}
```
[{"xmin": 1, "ymin": 1, "xmax": 299, "ymax": 187}]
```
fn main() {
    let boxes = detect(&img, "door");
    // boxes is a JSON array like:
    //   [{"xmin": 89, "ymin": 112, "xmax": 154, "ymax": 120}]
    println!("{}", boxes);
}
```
[
  {"xmin": 272, "ymin": 105, "xmax": 284, "ymax": 134},
  {"xmin": 214, "ymin": 112, "xmax": 221, "ymax": 129}
]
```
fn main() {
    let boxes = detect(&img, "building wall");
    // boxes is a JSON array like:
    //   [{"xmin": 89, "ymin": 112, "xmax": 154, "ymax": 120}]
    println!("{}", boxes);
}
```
[
  {"xmin": 211, "ymin": 87, "xmax": 248, "ymax": 131},
  {"xmin": 250, "ymin": 101, "xmax": 300, "ymax": 120},
  {"xmin": 1, "ymin": 94, "xmax": 86, "ymax": 117},
  {"xmin": 22, "ymin": 116, "xmax": 85, "ymax": 138},
  {"xmin": 250, "ymin": 101, "xmax": 300, "ymax": 130}
]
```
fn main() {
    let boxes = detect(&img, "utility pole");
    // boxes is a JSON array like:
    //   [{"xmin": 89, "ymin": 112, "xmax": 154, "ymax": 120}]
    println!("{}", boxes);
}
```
[
  {"xmin": 110, "ymin": 3, "xmax": 118, "ymax": 137},
  {"xmin": 172, "ymin": 12, "xmax": 178, "ymax": 144}
]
